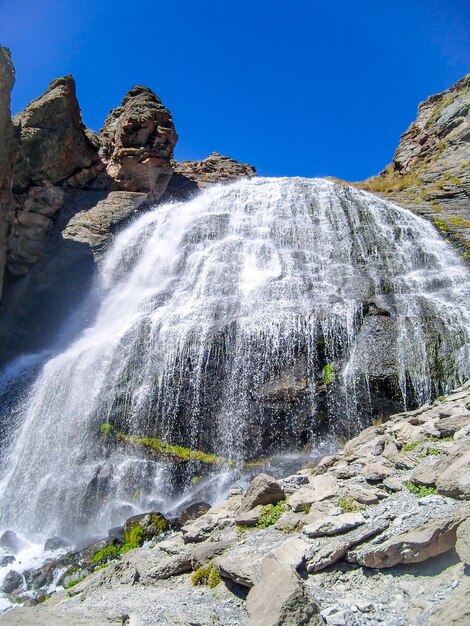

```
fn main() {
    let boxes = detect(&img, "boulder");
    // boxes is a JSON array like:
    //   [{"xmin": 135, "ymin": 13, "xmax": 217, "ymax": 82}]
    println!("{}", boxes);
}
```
[
  {"xmin": 341, "ymin": 484, "xmax": 380, "ymax": 505},
  {"xmin": 44, "ymin": 536, "xmax": 70, "ymax": 552},
  {"xmin": 455, "ymin": 515, "xmax": 470, "ymax": 565},
  {"xmin": 0, "ymin": 555, "xmax": 15, "ymax": 567},
  {"xmin": 436, "ymin": 414, "xmax": 470, "ymax": 438},
  {"xmin": 177, "ymin": 501, "xmax": 211, "ymax": 526},
  {"xmin": 0, "ymin": 530, "xmax": 24, "ymax": 554},
  {"xmin": 235, "ymin": 505, "xmax": 263, "ymax": 526},
  {"xmin": 350, "ymin": 515, "xmax": 462, "ymax": 568},
  {"xmin": 123, "ymin": 511, "xmax": 169, "ymax": 542},
  {"xmin": 288, "ymin": 475, "xmax": 338, "ymax": 512},
  {"xmin": 182, "ymin": 509, "xmax": 235, "ymax": 544},
  {"xmin": 246, "ymin": 558, "xmax": 323, "ymax": 626},
  {"xmin": 436, "ymin": 450, "xmax": 470, "ymax": 499},
  {"xmin": 1, "ymin": 570, "xmax": 22, "ymax": 595},
  {"xmin": 303, "ymin": 512, "xmax": 365, "ymax": 538},
  {"xmin": 364, "ymin": 462, "xmax": 392, "ymax": 482},
  {"xmin": 238, "ymin": 473, "xmax": 285, "ymax": 512},
  {"xmin": 99, "ymin": 85, "xmax": 177, "ymax": 197}
]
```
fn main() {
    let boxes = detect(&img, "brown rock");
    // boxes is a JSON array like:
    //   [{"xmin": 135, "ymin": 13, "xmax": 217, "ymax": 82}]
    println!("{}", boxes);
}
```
[
  {"xmin": 437, "ymin": 450, "xmax": 470, "ymax": 500},
  {"xmin": 99, "ymin": 86, "xmax": 177, "ymax": 197},
  {"xmin": 238, "ymin": 473, "xmax": 285, "ymax": 512},
  {"xmin": 13, "ymin": 75, "xmax": 99, "ymax": 191},
  {"xmin": 165, "ymin": 152, "xmax": 256, "ymax": 200},
  {"xmin": 246, "ymin": 558, "xmax": 322, "ymax": 626}
]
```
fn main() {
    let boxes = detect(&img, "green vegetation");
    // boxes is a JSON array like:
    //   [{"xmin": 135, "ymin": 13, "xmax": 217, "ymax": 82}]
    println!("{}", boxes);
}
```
[
  {"xmin": 402, "ymin": 441, "xmax": 420, "ymax": 452},
  {"xmin": 117, "ymin": 433, "xmax": 225, "ymax": 465},
  {"xmin": 337, "ymin": 497, "xmax": 364, "ymax": 513},
  {"xmin": 426, "ymin": 447, "xmax": 441, "ymax": 456},
  {"xmin": 357, "ymin": 170, "xmax": 421, "ymax": 194},
  {"xmin": 100, "ymin": 422, "xmax": 114, "ymax": 436},
  {"xmin": 257, "ymin": 501, "xmax": 287, "ymax": 528},
  {"xmin": 322, "ymin": 364, "xmax": 334, "ymax": 385},
  {"xmin": 298, "ymin": 503, "xmax": 311, "ymax": 514},
  {"xmin": 65, "ymin": 576, "xmax": 86, "ymax": 589},
  {"xmin": 433, "ymin": 219, "xmax": 448, "ymax": 234},
  {"xmin": 404, "ymin": 481, "xmax": 437, "ymax": 497},
  {"xmin": 191, "ymin": 562, "xmax": 221, "ymax": 588},
  {"xmin": 449, "ymin": 216, "xmax": 470, "ymax": 228}
]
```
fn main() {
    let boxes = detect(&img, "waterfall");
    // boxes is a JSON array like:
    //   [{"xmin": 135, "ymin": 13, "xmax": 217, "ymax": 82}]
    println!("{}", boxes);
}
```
[{"xmin": 0, "ymin": 177, "xmax": 469, "ymax": 540}]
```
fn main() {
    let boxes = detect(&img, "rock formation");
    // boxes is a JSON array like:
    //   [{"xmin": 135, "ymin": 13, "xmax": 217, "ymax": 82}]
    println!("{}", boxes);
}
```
[
  {"xmin": 0, "ymin": 48, "xmax": 16, "ymax": 300},
  {"xmin": 1, "ymin": 381, "xmax": 470, "ymax": 624},
  {"xmin": 99, "ymin": 85, "xmax": 177, "ymax": 197},
  {"xmin": 165, "ymin": 152, "xmax": 256, "ymax": 199},
  {"xmin": 358, "ymin": 74, "xmax": 470, "ymax": 256},
  {"xmin": 0, "ymin": 50, "xmax": 256, "ymax": 363}
]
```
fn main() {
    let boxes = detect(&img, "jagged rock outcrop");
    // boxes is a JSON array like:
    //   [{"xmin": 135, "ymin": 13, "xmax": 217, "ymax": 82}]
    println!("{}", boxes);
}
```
[
  {"xmin": 359, "ymin": 74, "xmax": 470, "ymax": 255},
  {"xmin": 0, "ymin": 47, "xmax": 16, "ymax": 299},
  {"xmin": 165, "ymin": 152, "xmax": 256, "ymax": 200},
  {"xmin": 12, "ymin": 75, "xmax": 100, "ymax": 192},
  {"xmin": 99, "ymin": 85, "xmax": 177, "ymax": 197}
]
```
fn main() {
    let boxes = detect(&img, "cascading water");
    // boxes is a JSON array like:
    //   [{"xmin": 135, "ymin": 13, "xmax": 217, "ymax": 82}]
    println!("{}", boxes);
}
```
[{"xmin": 0, "ymin": 177, "xmax": 469, "ymax": 541}]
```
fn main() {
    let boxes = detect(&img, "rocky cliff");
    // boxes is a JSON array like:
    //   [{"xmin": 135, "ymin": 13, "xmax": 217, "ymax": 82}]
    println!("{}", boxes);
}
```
[
  {"xmin": 0, "ymin": 49, "xmax": 253, "ymax": 362},
  {"xmin": 358, "ymin": 74, "xmax": 470, "ymax": 256},
  {"xmin": 0, "ymin": 48, "xmax": 16, "ymax": 300}
]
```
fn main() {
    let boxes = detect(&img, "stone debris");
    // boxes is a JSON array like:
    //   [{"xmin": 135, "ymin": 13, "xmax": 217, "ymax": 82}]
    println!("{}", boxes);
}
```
[{"xmin": 1, "ymin": 380, "xmax": 470, "ymax": 625}]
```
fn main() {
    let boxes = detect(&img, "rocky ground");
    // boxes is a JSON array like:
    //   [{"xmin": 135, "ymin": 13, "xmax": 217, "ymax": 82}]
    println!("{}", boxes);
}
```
[{"xmin": 1, "ymin": 381, "xmax": 469, "ymax": 625}]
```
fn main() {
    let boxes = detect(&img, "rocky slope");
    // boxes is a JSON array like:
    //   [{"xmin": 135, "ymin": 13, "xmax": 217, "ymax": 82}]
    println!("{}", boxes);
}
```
[
  {"xmin": 357, "ymin": 74, "xmax": 470, "ymax": 257},
  {"xmin": 1, "ymin": 381, "xmax": 469, "ymax": 625}
]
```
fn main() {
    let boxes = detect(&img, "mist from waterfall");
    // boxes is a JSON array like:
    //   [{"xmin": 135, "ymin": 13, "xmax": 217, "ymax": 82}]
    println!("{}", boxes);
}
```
[{"xmin": 0, "ymin": 177, "xmax": 469, "ymax": 541}]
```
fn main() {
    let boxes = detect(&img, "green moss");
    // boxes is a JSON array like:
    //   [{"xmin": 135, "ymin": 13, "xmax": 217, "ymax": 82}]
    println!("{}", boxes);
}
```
[
  {"xmin": 117, "ymin": 433, "xmax": 225, "ymax": 465},
  {"xmin": 426, "ymin": 448, "xmax": 441, "ymax": 456},
  {"xmin": 257, "ymin": 501, "xmax": 287, "ymax": 528},
  {"xmin": 100, "ymin": 422, "xmax": 114, "ymax": 436},
  {"xmin": 337, "ymin": 497, "xmax": 364, "ymax": 513},
  {"xmin": 402, "ymin": 441, "xmax": 420, "ymax": 452},
  {"xmin": 191, "ymin": 562, "xmax": 221, "ymax": 588},
  {"xmin": 124, "ymin": 524, "xmax": 144, "ymax": 547},
  {"xmin": 449, "ymin": 216, "xmax": 470, "ymax": 228},
  {"xmin": 298, "ymin": 503, "xmax": 311, "ymax": 514},
  {"xmin": 404, "ymin": 481, "xmax": 437, "ymax": 497},
  {"xmin": 322, "ymin": 364, "xmax": 334, "ymax": 385},
  {"xmin": 89, "ymin": 544, "xmax": 121, "ymax": 564},
  {"xmin": 433, "ymin": 219, "xmax": 448, "ymax": 234},
  {"xmin": 65, "ymin": 575, "xmax": 86, "ymax": 589}
]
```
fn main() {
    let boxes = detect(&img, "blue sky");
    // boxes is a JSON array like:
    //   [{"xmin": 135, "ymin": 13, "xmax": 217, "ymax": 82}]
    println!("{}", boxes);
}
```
[{"xmin": 1, "ymin": 0, "xmax": 469, "ymax": 180}]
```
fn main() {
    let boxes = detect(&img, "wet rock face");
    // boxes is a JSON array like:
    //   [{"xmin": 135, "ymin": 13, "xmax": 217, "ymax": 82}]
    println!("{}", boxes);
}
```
[
  {"xmin": 99, "ymin": 85, "xmax": 177, "ymax": 197},
  {"xmin": 0, "ymin": 47, "xmax": 16, "ymax": 298}
]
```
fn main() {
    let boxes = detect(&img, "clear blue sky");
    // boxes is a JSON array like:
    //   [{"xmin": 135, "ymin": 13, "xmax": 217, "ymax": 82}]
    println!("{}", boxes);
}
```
[{"xmin": 1, "ymin": 0, "xmax": 469, "ymax": 180}]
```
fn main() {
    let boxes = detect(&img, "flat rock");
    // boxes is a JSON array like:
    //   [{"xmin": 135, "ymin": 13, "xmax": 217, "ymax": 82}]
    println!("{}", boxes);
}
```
[
  {"xmin": 436, "ymin": 414, "xmax": 470, "ymax": 437},
  {"xmin": 306, "ymin": 519, "xmax": 389, "ymax": 573},
  {"xmin": 303, "ymin": 512, "xmax": 365, "ymax": 538},
  {"xmin": 289, "ymin": 475, "xmax": 338, "ymax": 512},
  {"xmin": 351, "ymin": 515, "xmax": 462, "ymax": 568},
  {"xmin": 428, "ymin": 575, "xmax": 470, "ymax": 626}
]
